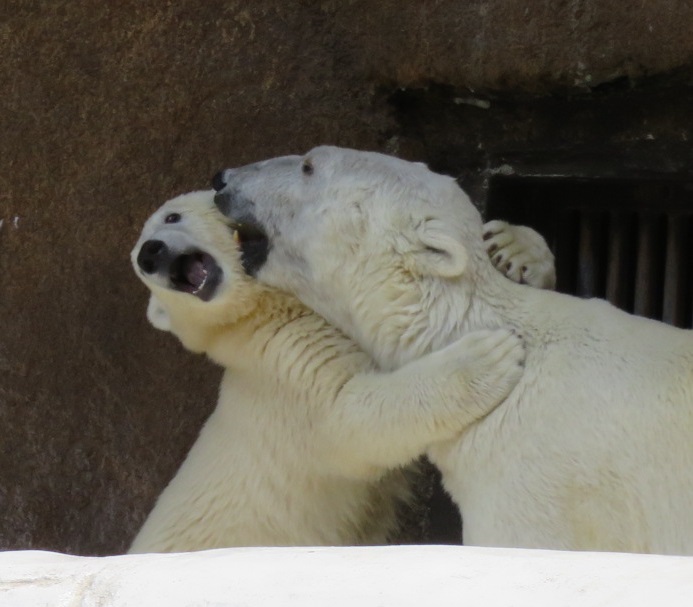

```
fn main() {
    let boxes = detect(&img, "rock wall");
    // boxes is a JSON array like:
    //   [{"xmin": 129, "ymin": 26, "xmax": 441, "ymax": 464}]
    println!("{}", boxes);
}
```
[{"xmin": 1, "ymin": 0, "xmax": 692, "ymax": 554}]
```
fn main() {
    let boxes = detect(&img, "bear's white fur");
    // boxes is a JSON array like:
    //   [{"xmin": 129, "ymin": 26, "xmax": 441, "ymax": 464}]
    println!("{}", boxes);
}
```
[
  {"xmin": 128, "ymin": 190, "xmax": 526, "ymax": 552},
  {"xmin": 483, "ymin": 220, "xmax": 556, "ymax": 290},
  {"xmin": 214, "ymin": 146, "xmax": 693, "ymax": 555}
]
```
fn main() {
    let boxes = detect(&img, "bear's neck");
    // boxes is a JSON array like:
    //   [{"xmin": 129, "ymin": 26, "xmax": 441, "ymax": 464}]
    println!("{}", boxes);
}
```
[
  {"xmin": 201, "ymin": 291, "xmax": 314, "ymax": 370},
  {"xmin": 359, "ymin": 251, "xmax": 538, "ymax": 370}
]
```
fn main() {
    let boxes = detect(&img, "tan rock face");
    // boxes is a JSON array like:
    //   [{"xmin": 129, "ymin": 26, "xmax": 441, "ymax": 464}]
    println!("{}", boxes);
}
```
[
  {"xmin": 0, "ymin": 1, "xmax": 391, "ymax": 556},
  {"xmin": 1, "ymin": 1, "xmax": 692, "ymax": 554},
  {"xmin": 338, "ymin": 0, "xmax": 693, "ymax": 92}
]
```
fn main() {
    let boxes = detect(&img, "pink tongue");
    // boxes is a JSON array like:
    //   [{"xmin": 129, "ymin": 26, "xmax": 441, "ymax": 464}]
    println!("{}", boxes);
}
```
[{"xmin": 185, "ymin": 258, "xmax": 208, "ymax": 289}]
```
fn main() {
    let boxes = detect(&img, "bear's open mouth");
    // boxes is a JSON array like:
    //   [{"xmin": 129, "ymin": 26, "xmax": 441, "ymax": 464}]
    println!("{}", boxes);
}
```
[
  {"xmin": 230, "ymin": 221, "xmax": 269, "ymax": 276},
  {"xmin": 169, "ymin": 251, "xmax": 222, "ymax": 301}
]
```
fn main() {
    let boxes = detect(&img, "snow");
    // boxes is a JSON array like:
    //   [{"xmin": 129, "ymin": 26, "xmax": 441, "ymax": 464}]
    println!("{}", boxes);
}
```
[{"xmin": 1, "ymin": 545, "xmax": 692, "ymax": 606}]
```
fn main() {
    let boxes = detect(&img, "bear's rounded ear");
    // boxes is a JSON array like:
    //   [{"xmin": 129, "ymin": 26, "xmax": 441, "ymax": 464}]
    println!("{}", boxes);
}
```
[
  {"xmin": 146, "ymin": 295, "xmax": 172, "ymax": 332},
  {"xmin": 413, "ymin": 218, "xmax": 469, "ymax": 278}
]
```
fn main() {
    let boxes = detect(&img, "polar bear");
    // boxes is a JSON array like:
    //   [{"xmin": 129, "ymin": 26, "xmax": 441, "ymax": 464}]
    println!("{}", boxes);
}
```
[
  {"xmin": 128, "ymin": 190, "xmax": 526, "ymax": 552},
  {"xmin": 212, "ymin": 146, "xmax": 693, "ymax": 555}
]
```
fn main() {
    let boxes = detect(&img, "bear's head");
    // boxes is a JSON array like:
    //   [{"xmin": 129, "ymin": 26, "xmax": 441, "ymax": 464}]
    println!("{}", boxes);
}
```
[
  {"xmin": 212, "ymin": 146, "xmax": 490, "ymax": 363},
  {"xmin": 131, "ymin": 190, "xmax": 268, "ymax": 354}
]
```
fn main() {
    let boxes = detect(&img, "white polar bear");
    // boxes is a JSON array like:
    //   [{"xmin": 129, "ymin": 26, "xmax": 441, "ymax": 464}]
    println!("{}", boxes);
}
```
[
  {"xmin": 128, "ymin": 190, "xmax": 526, "ymax": 552},
  {"xmin": 213, "ymin": 146, "xmax": 693, "ymax": 555}
]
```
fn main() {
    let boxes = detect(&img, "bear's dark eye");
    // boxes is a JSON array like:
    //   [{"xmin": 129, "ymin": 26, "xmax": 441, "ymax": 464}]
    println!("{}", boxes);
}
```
[
  {"xmin": 302, "ymin": 160, "xmax": 314, "ymax": 176},
  {"xmin": 165, "ymin": 213, "xmax": 181, "ymax": 224}
]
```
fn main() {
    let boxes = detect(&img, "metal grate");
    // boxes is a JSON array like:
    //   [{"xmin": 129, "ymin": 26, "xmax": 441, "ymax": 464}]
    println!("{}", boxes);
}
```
[{"xmin": 486, "ymin": 179, "xmax": 693, "ymax": 328}]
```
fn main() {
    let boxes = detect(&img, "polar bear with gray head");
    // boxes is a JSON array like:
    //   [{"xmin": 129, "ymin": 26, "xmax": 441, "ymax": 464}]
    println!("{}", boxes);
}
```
[
  {"xmin": 128, "ymin": 189, "xmax": 528, "ymax": 552},
  {"xmin": 213, "ymin": 145, "xmax": 693, "ymax": 555}
]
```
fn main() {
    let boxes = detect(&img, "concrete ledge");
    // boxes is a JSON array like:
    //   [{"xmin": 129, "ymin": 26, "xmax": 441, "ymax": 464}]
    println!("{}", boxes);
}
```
[{"xmin": 1, "ymin": 545, "xmax": 692, "ymax": 606}]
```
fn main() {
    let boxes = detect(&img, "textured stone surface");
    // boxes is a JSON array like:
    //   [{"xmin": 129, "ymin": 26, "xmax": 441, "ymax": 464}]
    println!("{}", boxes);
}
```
[
  {"xmin": 4, "ymin": 546, "xmax": 693, "ymax": 607},
  {"xmin": 1, "ymin": 1, "xmax": 692, "ymax": 555},
  {"xmin": 0, "ymin": 0, "xmax": 385, "ymax": 556},
  {"xmin": 337, "ymin": 0, "xmax": 693, "ymax": 92}
]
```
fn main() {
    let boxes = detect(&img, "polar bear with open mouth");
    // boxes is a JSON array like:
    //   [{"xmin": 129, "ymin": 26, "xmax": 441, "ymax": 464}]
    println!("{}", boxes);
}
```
[
  {"xmin": 128, "ymin": 190, "xmax": 528, "ymax": 552},
  {"xmin": 213, "ymin": 146, "xmax": 693, "ymax": 555}
]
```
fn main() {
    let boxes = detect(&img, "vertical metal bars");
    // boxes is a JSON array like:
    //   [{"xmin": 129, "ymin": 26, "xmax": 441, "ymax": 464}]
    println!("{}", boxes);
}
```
[{"xmin": 486, "ymin": 179, "xmax": 693, "ymax": 328}]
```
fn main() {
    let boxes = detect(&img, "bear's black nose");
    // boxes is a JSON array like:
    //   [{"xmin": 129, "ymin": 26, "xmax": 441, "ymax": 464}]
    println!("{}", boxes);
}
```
[
  {"xmin": 137, "ymin": 239, "xmax": 168, "ymax": 274},
  {"xmin": 211, "ymin": 170, "xmax": 227, "ymax": 192}
]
